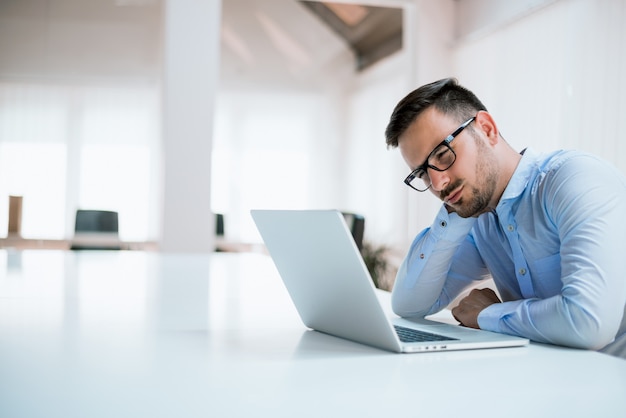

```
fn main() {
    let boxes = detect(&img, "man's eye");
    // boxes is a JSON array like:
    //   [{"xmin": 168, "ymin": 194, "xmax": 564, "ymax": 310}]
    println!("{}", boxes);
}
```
[
  {"xmin": 434, "ymin": 148, "xmax": 450, "ymax": 161},
  {"xmin": 431, "ymin": 148, "xmax": 453, "ymax": 166}
]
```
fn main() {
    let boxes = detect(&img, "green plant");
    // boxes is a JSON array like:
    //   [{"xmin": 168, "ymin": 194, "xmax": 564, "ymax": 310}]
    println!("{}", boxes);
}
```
[{"xmin": 360, "ymin": 241, "xmax": 391, "ymax": 290}]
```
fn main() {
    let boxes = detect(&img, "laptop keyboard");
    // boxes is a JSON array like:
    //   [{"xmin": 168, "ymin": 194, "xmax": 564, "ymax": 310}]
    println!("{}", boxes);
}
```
[{"xmin": 394, "ymin": 325, "xmax": 458, "ymax": 343}]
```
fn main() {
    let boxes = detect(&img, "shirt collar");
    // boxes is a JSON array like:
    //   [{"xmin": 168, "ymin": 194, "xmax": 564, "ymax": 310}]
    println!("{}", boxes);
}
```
[{"xmin": 498, "ymin": 147, "xmax": 540, "ymax": 203}]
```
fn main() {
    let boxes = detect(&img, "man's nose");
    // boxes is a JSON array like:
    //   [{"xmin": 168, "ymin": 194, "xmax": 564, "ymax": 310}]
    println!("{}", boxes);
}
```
[{"xmin": 428, "ymin": 168, "xmax": 450, "ymax": 193}]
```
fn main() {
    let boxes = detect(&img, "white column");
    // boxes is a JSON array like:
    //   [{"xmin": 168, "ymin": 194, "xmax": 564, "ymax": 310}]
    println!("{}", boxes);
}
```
[{"xmin": 160, "ymin": 0, "xmax": 221, "ymax": 252}]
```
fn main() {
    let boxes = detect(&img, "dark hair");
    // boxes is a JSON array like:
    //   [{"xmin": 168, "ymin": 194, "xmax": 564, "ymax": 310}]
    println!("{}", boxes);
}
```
[{"xmin": 385, "ymin": 78, "xmax": 488, "ymax": 148}]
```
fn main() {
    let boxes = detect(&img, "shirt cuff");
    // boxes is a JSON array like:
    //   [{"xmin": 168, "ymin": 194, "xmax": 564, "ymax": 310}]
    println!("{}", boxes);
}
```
[
  {"xmin": 477, "ymin": 304, "xmax": 502, "ymax": 333},
  {"xmin": 430, "ymin": 205, "xmax": 477, "ymax": 242},
  {"xmin": 477, "ymin": 301, "xmax": 523, "ymax": 334}
]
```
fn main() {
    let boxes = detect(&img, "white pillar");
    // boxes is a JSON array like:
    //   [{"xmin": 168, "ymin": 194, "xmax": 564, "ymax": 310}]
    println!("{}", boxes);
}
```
[{"xmin": 160, "ymin": 0, "xmax": 221, "ymax": 252}]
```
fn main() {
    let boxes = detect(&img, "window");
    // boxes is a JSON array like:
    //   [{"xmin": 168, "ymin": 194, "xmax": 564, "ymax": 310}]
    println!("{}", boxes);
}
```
[{"xmin": 0, "ymin": 82, "xmax": 160, "ymax": 241}]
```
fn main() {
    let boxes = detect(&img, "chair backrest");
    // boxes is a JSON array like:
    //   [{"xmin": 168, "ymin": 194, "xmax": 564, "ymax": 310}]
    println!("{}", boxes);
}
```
[
  {"xmin": 341, "ymin": 212, "xmax": 365, "ymax": 251},
  {"xmin": 74, "ymin": 210, "xmax": 119, "ymax": 234},
  {"xmin": 71, "ymin": 210, "xmax": 120, "ymax": 250},
  {"xmin": 215, "ymin": 213, "xmax": 225, "ymax": 236}
]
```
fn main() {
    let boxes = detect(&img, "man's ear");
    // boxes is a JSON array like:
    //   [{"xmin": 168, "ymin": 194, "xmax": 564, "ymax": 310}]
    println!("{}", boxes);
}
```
[{"xmin": 475, "ymin": 110, "xmax": 499, "ymax": 145}]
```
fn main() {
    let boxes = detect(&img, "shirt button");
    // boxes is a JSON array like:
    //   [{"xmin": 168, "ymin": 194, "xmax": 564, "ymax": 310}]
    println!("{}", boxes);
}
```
[
  {"xmin": 420, "ymin": 253, "xmax": 425, "ymax": 259},
  {"xmin": 508, "ymin": 225, "xmax": 514, "ymax": 232},
  {"xmin": 519, "ymin": 268, "xmax": 527, "ymax": 275},
  {"xmin": 440, "ymin": 221, "xmax": 447, "ymax": 227}
]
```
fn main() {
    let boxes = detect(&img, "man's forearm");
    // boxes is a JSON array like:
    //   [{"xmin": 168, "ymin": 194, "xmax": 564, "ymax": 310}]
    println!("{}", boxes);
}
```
[{"xmin": 392, "ymin": 206, "xmax": 477, "ymax": 317}]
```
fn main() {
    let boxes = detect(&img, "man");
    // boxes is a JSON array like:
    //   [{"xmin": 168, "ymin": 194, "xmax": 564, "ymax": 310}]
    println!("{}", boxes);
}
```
[{"xmin": 385, "ymin": 78, "xmax": 626, "ymax": 358}]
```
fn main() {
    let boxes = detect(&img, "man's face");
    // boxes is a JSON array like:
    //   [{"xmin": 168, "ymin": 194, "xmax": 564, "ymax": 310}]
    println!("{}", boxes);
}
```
[{"xmin": 398, "ymin": 108, "xmax": 498, "ymax": 218}]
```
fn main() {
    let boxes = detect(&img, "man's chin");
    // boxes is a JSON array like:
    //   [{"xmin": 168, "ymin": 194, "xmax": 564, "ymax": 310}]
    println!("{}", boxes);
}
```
[
  {"xmin": 455, "ymin": 210, "xmax": 474, "ymax": 219},
  {"xmin": 453, "ymin": 202, "xmax": 487, "ymax": 218}
]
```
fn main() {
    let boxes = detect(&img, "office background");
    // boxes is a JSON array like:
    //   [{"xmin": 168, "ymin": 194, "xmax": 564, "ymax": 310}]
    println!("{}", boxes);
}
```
[{"xmin": 0, "ymin": 0, "xmax": 625, "ymax": 255}]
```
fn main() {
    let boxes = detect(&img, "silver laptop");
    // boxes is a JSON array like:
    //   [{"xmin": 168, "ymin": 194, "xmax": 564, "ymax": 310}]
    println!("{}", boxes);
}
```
[{"xmin": 251, "ymin": 209, "xmax": 529, "ymax": 353}]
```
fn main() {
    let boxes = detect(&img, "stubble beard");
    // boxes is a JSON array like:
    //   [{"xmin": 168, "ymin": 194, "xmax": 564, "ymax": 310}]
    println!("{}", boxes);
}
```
[{"xmin": 453, "ymin": 143, "xmax": 499, "ymax": 218}]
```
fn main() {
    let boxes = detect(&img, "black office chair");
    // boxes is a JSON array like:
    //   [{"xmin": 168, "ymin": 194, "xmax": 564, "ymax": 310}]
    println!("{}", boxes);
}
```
[
  {"xmin": 214, "ymin": 213, "xmax": 227, "ymax": 252},
  {"xmin": 70, "ymin": 209, "xmax": 121, "ymax": 250},
  {"xmin": 341, "ymin": 212, "xmax": 365, "ymax": 251},
  {"xmin": 215, "ymin": 213, "xmax": 225, "ymax": 237}
]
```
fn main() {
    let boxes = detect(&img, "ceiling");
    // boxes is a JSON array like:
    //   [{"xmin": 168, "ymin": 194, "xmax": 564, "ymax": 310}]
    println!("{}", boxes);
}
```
[
  {"xmin": 219, "ymin": 0, "xmax": 356, "ymax": 89},
  {"xmin": 300, "ymin": 1, "xmax": 403, "ymax": 71},
  {"xmin": 0, "ymin": 0, "xmax": 404, "ymax": 87}
]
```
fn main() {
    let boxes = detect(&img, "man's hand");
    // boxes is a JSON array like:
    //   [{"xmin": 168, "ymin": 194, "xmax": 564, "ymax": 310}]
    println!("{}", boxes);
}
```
[{"xmin": 451, "ymin": 288, "xmax": 501, "ymax": 329}]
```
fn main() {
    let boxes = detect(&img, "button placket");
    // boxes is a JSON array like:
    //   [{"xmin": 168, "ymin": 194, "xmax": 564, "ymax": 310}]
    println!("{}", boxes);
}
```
[{"xmin": 504, "ymin": 218, "xmax": 534, "ymax": 298}]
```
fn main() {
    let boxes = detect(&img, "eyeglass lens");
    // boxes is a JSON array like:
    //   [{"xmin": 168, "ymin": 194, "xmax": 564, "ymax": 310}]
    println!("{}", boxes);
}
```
[{"xmin": 408, "ymin": 144, "xmax": 455, "ymax": 191}]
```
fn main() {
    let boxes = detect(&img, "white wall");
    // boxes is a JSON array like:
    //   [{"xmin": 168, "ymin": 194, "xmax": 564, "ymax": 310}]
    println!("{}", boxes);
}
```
[
  {"xmin": 343, "ymin": 53, "xmax": 411, "ymax": 249},
  {"xmin": 214, "ymin": 0, "xmax": 357, "ymax": 243},
  {"xmin": 0, "ymin": 0, "xmax": 162, "ymax": 82},
  {"xmin": 212, "ymin": 87, "xmax": 350, "ymax": 242},
  {"xmin": 455, "ymin": 0, "xmax": 558, "ymax": 41},
  {"xmin": 453, "ymin": 0, "xmax": 626, "ymax": 172}
]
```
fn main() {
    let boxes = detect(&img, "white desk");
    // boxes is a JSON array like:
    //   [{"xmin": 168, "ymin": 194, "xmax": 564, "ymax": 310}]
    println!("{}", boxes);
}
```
[{"xmin": 1, "ymin": 250, "xmax": 624, "ymax": 417}]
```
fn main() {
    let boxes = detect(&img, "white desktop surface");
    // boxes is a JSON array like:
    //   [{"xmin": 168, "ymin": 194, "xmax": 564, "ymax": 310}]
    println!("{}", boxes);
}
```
[{"xmin": 0, "ymin": 250, "xmax": 624, "ymax": 418}]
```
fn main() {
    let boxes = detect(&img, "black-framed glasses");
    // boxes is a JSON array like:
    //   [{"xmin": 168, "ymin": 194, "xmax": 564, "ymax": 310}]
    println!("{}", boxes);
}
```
[{"xmin": 404, "ymin": 116, "xmax": 476, "ymax": 192}]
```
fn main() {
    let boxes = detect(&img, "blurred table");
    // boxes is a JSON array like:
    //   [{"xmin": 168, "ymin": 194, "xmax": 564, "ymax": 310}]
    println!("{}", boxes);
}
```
[
  {"xmin": 0, "ymin": 250, "xmax": 624, "ymax": 417},
  {"xmin": 0, "ymin": 236, "xmax": 157, "ymax": 251}
]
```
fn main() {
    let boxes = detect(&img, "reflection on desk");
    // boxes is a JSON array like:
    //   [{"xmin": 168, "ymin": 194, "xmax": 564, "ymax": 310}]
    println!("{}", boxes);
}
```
[
  {"xmin": 0, "ymin": 250, "xmax": 624, "ymax": 417},
  {"xmin": 0, "ymin": 236, "xmax": 157, "ymax": 251}
]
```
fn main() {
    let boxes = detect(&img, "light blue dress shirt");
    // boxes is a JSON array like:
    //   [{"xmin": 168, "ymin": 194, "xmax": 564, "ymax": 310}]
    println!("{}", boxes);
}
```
[{"xmin": 392, "ymin": 148, "xmax": 626, "ymax": 356}]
